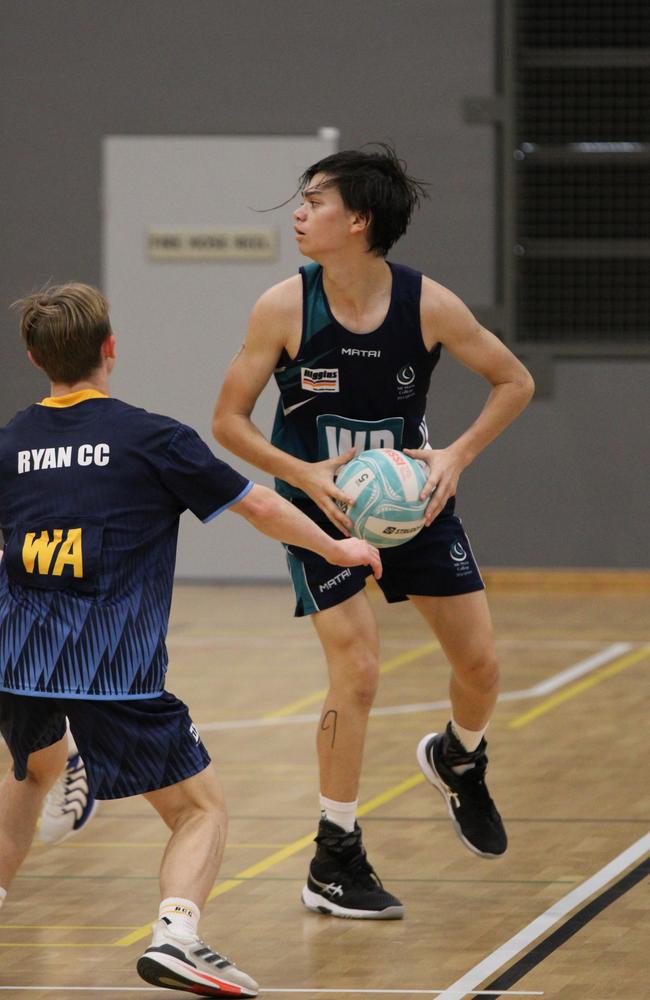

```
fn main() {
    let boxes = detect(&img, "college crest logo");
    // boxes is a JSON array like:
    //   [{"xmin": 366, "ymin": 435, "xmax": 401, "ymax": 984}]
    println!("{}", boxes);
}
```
[
  {"xmin": 397, "ymin": 364, "xmax": 416, "ymax": 399},
  {"xmin": 397, "ymin": 365, "xmax": 415, "ymax": 386},
  {"xmin": 450, "ymin": 541, "xmax": 467, "ymax": 563}
]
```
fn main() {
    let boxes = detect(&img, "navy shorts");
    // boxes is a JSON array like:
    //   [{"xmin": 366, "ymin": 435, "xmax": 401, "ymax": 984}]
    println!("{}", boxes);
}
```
[
  {"xmin": 0, "ymin": 690, "xmax": 211, "ymax": 799},
  {"xmin": 285, "ymin": 497, "xmax": 485, "ymax": 617}
]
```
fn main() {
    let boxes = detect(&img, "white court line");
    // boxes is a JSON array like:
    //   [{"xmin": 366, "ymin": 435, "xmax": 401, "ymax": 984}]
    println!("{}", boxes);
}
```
[
  {"xmin": 518, "ymin": 642, "xmax": 631, "ymax": 696},
  {"xmin": 436, "ymin": 831, "xmax": 650, "ymax": 1000},
  {"xmin": 262, "ymin": 991, "xmax": 543, "ymax": 996},
  {"xmin": 167, "ymin": 635, "xmax": 419, "ymax": 649},
  {"xmin": 199, "ymin": 643, "xmax": 630, "ymax": 732},
  {"xmin": 166, "ymin": 635, "xmax": 619, "ymax": 650},
  {"xmin": 0, "ymin": 989, "xmax": 543, "ymax": 996}
]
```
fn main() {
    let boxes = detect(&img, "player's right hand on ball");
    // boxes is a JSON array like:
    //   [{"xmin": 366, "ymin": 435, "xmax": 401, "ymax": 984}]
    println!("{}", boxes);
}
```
[
  {"xmin": 294, "ymin": 448, "xmax": 357, "ymax": 534},
  {"xmin": 328, "ymin": 538, "xmax": 382, "ymax": 580}
]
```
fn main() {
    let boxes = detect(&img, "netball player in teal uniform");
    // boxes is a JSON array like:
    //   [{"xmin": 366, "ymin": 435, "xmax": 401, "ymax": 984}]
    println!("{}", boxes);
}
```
[
  {"xmin": 0, "ymin": 283, "xmax": 381, "ymax": 994},
  {"xmin": 213, "ymin": 145, "xmax": 535, "ymax": 919}
]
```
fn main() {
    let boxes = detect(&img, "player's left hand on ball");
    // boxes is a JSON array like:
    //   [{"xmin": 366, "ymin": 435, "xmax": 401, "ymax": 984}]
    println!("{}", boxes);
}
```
[
  {"xmin": 329, "ymin": 539, "xmax": 382, "ymax": 579},
  {"xmin": 292, "ymin": 448, "xmax": 357, "ymax": 535},
  {"xmin": 404, "ymin": 447, "xmax": 464, "ymax": 525}
]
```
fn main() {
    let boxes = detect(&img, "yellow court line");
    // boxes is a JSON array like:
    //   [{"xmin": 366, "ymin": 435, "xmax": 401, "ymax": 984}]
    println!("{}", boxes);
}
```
[
  {"xmin": 509, "ymin": 645, "xmax": 650, "ymax": 730},
  {"xmin": 53, "ymin": 841, "xmax": 166, "ymax": 849},
  {"xmin": 0, "ymin": 924, "xmax": 133, "ymax": 930},
  {"xmin": 49, "ymin": 840, "xmax": 286, "ymax": 850},
  {"xmin": 264, "ymin": 641, "xmax": 440, "ymax": 718},
  {"xmin": 114, "ymin": 770, "xmax": 427, "ymax": 948},
  {"xmin": 0, "ymin": 942, "xmax": 119, "ymax": 948}
]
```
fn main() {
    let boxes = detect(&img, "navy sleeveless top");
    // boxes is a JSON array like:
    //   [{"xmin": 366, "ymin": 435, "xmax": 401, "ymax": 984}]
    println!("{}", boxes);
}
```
[{"xmin": 271, "ymin": 261, "xmax": 441, "ymax": 500}]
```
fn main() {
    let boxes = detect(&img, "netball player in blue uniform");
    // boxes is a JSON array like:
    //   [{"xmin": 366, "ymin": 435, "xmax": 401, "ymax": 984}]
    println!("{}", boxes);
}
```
[
  {"xmin": 0, "ymin": 283, "xmax": 381, "ymax": 994},
  {"xmin": 213, "ymin": 146, "xmax": 535, "ymax": 920}
]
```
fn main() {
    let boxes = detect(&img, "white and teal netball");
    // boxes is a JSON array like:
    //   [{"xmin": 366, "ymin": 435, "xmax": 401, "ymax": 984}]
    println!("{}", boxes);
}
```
[{"xmin": 336, "ymin": 448, "xmax": 429, "ymax": 548}]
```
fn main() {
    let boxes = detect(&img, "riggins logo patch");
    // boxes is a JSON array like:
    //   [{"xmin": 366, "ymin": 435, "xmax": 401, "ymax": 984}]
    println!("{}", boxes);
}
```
[{"xmin": 301, "ymin": 367, "xmax": 339, "ymax": 393}]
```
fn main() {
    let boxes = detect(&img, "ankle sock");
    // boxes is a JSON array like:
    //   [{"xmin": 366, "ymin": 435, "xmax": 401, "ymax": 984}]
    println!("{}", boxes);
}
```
[
  {"xmin": 450, "ymin": 719, "xmax": 487, "ymax": 754},
  {"xmin": 158, "ymin": 897, "xmax": 200, "ymax": 940},
  {"xmin": 0, "ymin": 887, "xmax": 6, "ymax": 909},
  {"xmin": 319, "ymin": 794, "xmax": 358, "ymax": 833},
  {"xmin": 449, "ymin": 720, "xmax": 488, "ymax": 774}
]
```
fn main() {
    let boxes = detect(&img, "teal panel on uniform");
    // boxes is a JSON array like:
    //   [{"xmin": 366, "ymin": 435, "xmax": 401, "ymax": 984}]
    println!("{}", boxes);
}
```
[
  {"xmin": 302, "ymin": 262, "xmax": 331, "ymax": 342},
  {"xmin": 285, "ymin": 546, "xmax": 320, "ymax": 614}
]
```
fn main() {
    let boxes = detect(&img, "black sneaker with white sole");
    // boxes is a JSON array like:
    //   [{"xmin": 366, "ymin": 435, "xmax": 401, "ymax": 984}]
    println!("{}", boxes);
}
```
[
  {"xmin": 416, "ymin": 722, "xmax": 507, "ymax": 858},
  {"xmin": 301, "ymin": 818, "xmax": 404, "ymax": 920}
]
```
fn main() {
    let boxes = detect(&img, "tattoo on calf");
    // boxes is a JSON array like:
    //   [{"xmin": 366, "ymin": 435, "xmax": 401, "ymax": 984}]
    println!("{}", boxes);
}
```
[{"xmin": 320, "ymin": 709, "xmax": 338, "ymax": 748}]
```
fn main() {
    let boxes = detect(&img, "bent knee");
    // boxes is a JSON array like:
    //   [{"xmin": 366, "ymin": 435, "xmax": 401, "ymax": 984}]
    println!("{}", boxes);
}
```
[
  {"xmin": 456, "ymin": 652, "xmax": 500, "ymax": 692},
  {"xmin": 330, "ymin": 650, "xmax": 380, "ymax": 708}
]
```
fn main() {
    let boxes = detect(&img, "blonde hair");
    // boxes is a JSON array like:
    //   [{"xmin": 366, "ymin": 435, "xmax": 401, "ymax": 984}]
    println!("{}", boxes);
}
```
[{"xmin": 13, "ymin": 282, "xmax": 111, "ymax": 384}]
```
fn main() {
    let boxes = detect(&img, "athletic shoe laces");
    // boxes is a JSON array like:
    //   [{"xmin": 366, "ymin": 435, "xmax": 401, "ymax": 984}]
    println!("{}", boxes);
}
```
[
  {"xmin": 315, "ymin": 825, "xmax": 385, "ymax": 890},
  {"xmin": 447, "ymin": 757, "xmax": 500, "ymax": 821}
]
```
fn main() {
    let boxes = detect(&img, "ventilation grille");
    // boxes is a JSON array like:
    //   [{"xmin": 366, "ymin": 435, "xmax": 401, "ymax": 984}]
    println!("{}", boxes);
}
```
[{"xmin": 511, "ymin": 0, "xmax": 650, "ymax": 347}]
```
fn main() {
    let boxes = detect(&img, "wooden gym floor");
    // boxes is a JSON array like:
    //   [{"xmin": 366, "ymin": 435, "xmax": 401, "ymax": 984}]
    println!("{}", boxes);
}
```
[{"xmin": 0, "ymin": 571, "xmax": 648, "ymax": 999}]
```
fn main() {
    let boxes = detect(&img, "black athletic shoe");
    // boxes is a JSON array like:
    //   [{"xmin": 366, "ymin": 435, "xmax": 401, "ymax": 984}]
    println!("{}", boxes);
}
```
[
  {"xmin": 301, "ymin": 818, "xmax": 404, "ymax": 919},
  {"xmin": 416, "ymin": 722, "xmax": 508, "ymax": 858}
]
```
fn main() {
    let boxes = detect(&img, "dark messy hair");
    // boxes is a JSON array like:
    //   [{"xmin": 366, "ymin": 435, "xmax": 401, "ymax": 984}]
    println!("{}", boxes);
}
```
[{"xmin": 299, "ymin": 143, "xmax": 429, "ymax": 256}]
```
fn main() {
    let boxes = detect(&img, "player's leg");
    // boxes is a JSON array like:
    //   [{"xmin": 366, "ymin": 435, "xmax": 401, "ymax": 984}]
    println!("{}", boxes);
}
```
[
  {"xmin": 0, "ymin": 735, "xmax": 68, "ymax": 892},
  {"xmin": 0, "ymin": 693, "xmax": 68, "ymax": 903},
  {"xmin": 412, "ymin": 590, "xmax": 499, "ymax": 729},
  {"xmin": 145, "ymin": 764, "xmax": 227, "ymax": 907},
  {"xmin": 312, "ymin": 590, "xmax": 380, "ymax": 802},
  {"xmin": 300, "ymin": 592, "xmax": 403, "ymax": 920},
  {"xmin": 411, "ymin": 590, "xmax": 507, "ymax": 858},
  {"xmin": 38, "ymin": 719, "xmax": 98, "ymax": 845},
  {"xmin": 138, "ymin": 764, "xmax": 257, "ymax": 997}
]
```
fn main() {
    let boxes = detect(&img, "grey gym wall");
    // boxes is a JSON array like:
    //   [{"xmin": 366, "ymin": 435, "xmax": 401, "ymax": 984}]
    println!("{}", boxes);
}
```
[
  {"xmin": 1, "ymin": 0, "xmax": 647, "ymax": 569},
  {"xmin": 103, "ymin": 134, "xmax": 336, "ymax": 578}
]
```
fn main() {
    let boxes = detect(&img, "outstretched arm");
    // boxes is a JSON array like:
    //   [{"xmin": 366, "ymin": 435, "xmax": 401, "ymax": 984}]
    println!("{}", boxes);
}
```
[
  {"xmin": 406, "ymin": 278, "xmax": 535, "ymax": 524},
  {"xmin": 230, "ymin": 484, "xmax": 381, "ymax": 578}
]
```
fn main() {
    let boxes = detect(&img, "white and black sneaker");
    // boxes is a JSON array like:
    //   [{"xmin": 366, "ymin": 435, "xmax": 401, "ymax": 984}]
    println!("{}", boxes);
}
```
[
  {"xmin": 38, "ymin": 753, "xmax": 98, "ymax": 845},
  {"xmin": 301, "ymin": 818, "xmax": 404, "ymax": 920},
  {"xmin": 137, "ymin": 918, "xmax": 258, "ymax": 997},
  {"xmin": 417, "ymin": 722, "xmax": 507, "ymax": 858}
]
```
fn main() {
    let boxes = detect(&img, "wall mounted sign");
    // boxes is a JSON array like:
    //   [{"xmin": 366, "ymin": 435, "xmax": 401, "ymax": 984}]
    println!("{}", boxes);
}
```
[{"xmin": 147, "ymin": 228, "xmax": 277, "ymax": 260}]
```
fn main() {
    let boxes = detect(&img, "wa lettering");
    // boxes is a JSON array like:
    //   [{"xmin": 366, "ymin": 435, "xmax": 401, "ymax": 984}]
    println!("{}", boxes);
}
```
[{"xmin": 22, "ymin": 528, "xmax": 84, "ymax": 579}]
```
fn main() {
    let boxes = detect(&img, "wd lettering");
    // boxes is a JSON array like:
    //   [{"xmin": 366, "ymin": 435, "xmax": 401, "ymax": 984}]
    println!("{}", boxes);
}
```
[
  {"xmin": 22, "ymin": 528, "xmax": 84, "ymax": 579},
  {"xmin": 316, "ymin": 414, "xmax": 404, "ymax": 459}
]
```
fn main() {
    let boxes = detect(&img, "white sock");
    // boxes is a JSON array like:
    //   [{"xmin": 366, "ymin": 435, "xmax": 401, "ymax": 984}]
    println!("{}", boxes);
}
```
[
  {"xmin": 0, "ymin": 887, "xmax": 6, "ymax": 909},
  {"xmin": 319, "ymin": 794, "xmax": 358, "ymax": 833},
  {"xmin": 450, "ymin": 720, "xmax": 488, "ymax": 774},
  {"xmin": 450, "ymin": 719, "xmax": 487, "ymax": 754},
  {"xmin": 158, "ymin": 897, "xmax": 200, "ymax": 940}
]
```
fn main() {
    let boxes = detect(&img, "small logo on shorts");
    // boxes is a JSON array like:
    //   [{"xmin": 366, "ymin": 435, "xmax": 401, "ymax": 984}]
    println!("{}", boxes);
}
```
[
  {"xmin": 319, "ymin": 568, "xmax": 352, "ymax": 592},
  {"xmin": 450, "ymin": 542, "xmax": 467, "ymax": 563},
  {"xmin": 397, "ymin": 365, "xmax": 415, "ymax": 386},
  {"xmin": 189, "ymin": 723, "xmax": 201, "ymax": 744}
]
